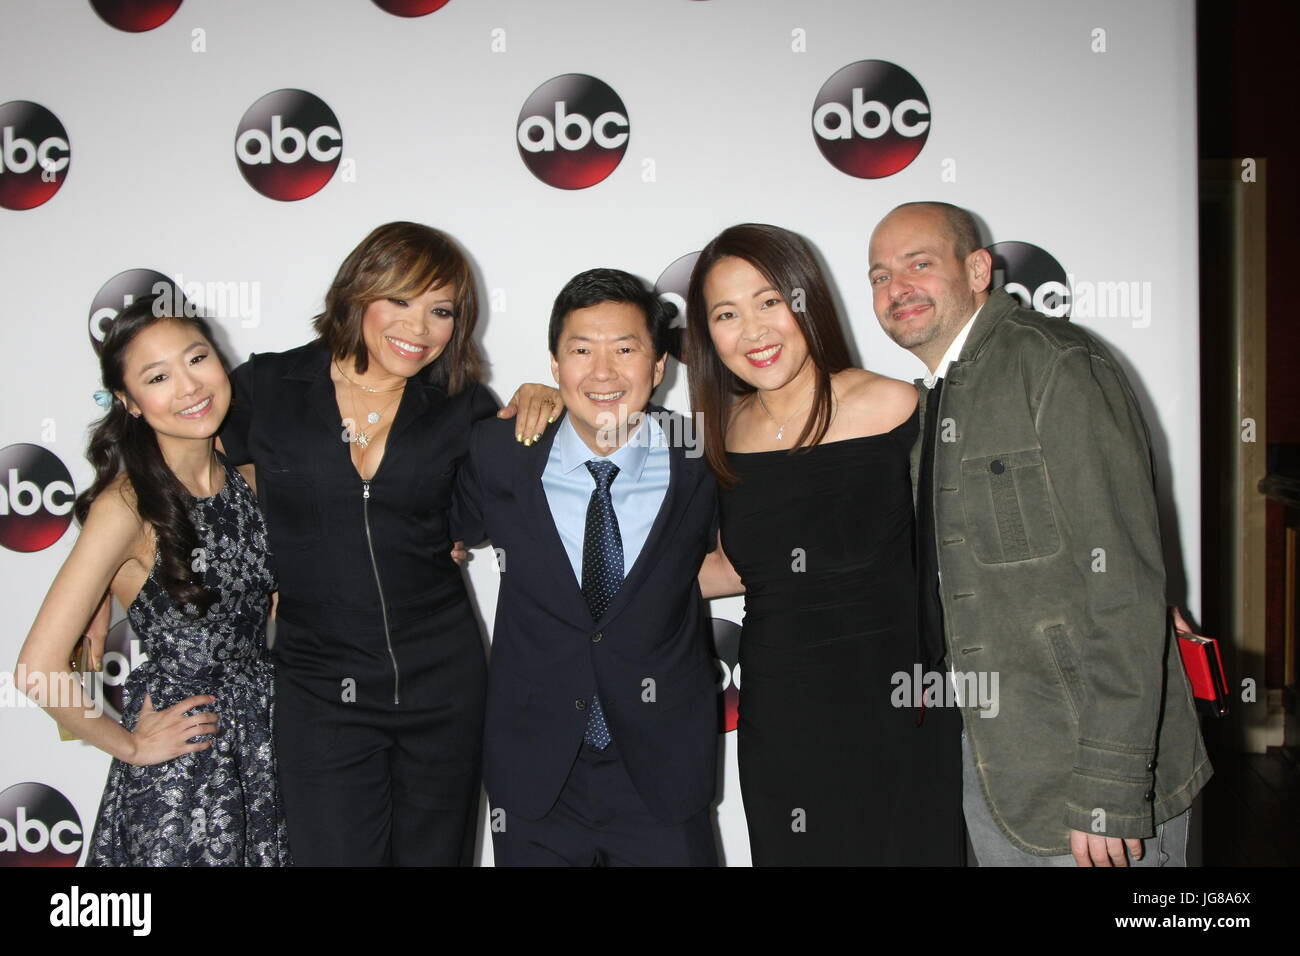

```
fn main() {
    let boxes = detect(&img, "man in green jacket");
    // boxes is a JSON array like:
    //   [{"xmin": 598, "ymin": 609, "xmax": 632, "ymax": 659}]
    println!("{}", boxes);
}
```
[{"xmin": 868, "ymin": 201, "xmax": 1211, "ymax": 865}]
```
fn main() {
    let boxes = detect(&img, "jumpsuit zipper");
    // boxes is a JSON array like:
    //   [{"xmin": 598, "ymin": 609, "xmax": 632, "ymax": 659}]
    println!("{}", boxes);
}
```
[{"xmin": 362, "ymin": 480, "xmax": 400, "ymax": 705}]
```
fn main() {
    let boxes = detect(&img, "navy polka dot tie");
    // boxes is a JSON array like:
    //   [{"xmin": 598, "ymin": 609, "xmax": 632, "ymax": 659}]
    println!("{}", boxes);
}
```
[{"xmin": 581, "ymin": 459, "xmax": 622, "ymax": 750}]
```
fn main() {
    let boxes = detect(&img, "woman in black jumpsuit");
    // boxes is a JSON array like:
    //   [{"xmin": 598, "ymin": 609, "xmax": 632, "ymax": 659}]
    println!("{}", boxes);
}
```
[{"xmin": 219, "ymin": 223, "xmax": 535, "ymax": 865}]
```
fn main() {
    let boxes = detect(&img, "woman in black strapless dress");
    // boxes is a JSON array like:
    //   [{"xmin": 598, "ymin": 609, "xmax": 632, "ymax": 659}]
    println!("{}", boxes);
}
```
[{"xmin": 688, "ymin": 224, "xmax": 963, "ymax": 865}]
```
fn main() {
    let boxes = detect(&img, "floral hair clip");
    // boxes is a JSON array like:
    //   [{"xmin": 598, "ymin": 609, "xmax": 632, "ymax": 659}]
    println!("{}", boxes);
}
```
[{"xmin": 93, "ymin": 390, "xmax": 114, "ymax": 408}]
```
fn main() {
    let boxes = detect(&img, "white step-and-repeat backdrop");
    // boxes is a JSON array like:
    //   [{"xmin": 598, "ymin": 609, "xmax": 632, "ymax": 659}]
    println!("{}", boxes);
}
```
[{"xmin": 1, "ymin": 0, "xmax": 1199, "ymax": 866}]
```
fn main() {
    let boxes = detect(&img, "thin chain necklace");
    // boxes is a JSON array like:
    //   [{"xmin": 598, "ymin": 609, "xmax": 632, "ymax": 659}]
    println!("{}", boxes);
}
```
[
  {"xmin": 755, "ymin": 388, "xmax": 814, "ymax": 442},
  {"xmin": 336, "ymin": 360, "xmax": 403, "ymax": 448},
  {"xmin": 334, "ymin": 359, "xmax": 405, "ymax": 394},
  {"xmin": 348, "ymin": 389, "xmax": 403, "ymax": 448}
]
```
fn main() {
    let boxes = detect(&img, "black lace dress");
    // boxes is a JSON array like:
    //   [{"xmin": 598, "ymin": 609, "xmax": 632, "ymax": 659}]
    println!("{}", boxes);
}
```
[{"xmin": 87, "ymin": 456, "xmax": 289, "ymax": 866}]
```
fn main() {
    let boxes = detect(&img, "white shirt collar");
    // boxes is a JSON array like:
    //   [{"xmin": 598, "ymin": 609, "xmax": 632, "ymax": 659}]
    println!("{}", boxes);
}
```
[
  {"xmin": 557, "ymin": 410, "xmax": 665, "ymax": 483},
  {"xmin": 923, "ymin": 303, "xmax": 984, "ymax": 388}
]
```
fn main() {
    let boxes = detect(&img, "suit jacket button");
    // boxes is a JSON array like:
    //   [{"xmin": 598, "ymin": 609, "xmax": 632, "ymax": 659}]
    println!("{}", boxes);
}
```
[
  {"xmin": 1147, "ymin": 761, "xmax": 1155, "ymax": 772},
  {"xmin": 1143, "ymin": 790, "xmax": 1154, "ymax": 802},
  {"xmin": 575, "ymin": 698, "xmax": 587, "ymax": 711},
  {"xmin": 592, "ymin": 631, "xmax": 603, "ymax": 643},
  {"xmin": 990, "ymin": 459, "xmax": 1005, "ymax": 475}
]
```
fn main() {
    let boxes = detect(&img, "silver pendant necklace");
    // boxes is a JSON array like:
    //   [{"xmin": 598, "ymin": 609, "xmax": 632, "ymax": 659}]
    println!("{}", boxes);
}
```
[
  {"xmin": 335, "ymin": 360, "xmax": 403, "ymax": 447},
  {"xmin": 755, "ymin": 390, "xmax": 813, "ymax": 441}
]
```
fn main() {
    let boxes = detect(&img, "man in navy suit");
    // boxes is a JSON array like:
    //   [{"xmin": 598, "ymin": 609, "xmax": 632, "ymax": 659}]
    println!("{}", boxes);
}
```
[{"xmin": 453, "ymin": 268, "xmax": 719, "ymax": 866}]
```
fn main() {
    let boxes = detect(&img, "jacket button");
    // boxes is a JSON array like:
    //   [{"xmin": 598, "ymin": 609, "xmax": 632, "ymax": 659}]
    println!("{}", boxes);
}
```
[
  {"xmin": 575, "ymin": 698, "xmax": 587, "ymax": 711},
  {"xmin": 990, "ymin": 459, "xmax": 1005, "ymax": 475},
  {"xmin": 1147, "ymin": 761, "xmax": 1155, "ymax": 772},
  {"xmin": 592, "ymin": 631, "xmax": 603, "ymax": 643},
  {"xmin": 1143, "ymin": 790, "xmax": 1154, "ymax": 802}
]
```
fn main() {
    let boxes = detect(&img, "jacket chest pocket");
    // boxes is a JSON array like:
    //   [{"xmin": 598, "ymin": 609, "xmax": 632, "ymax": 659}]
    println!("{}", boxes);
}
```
[
  {"xmin": 261, "ymin": 468, "xmax": 321, "ymax": 550},
  {"xmin": 959, "ymin": 448, "xmax": 1060, "ymax": 564}
]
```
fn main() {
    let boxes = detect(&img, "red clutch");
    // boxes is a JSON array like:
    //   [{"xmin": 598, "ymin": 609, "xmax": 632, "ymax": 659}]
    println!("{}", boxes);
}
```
[{"xmin": 1173, "ymin": 609, "xmax": 1229, "ymax": 718}]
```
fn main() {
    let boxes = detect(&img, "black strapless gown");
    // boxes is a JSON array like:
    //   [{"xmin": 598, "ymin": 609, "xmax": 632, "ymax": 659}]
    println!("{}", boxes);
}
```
[{"xmin": 720, "ymin": 407, "xmax": 963, "ymax": 865}]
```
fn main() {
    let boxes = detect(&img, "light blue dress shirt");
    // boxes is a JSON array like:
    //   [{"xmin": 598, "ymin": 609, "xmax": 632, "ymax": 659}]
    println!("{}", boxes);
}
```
[{"xmin": 542, "ymin": 412, "xmax": 671, "ymax": 584}]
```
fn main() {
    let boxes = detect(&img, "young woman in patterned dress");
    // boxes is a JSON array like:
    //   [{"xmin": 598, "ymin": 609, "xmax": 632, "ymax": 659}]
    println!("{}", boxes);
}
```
[{"xmin": 16, "ymin": 296, "xmax": 288, "ymax": 865}]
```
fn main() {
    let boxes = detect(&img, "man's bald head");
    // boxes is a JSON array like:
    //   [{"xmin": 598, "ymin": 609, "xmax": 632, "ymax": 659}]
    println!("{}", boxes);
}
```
[
  {"xmin": 886, "ymin": 201, "xmax": 983, "ymax": 260},
  {"xmin": 868, "ymin": 201, "xmax": 993, "ymax": 371}
]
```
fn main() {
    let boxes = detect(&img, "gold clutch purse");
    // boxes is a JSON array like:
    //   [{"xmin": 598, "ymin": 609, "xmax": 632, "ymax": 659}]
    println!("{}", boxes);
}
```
[{"xmin": 58, "ymin": 636, "xmax": 99, "ymax": 742}]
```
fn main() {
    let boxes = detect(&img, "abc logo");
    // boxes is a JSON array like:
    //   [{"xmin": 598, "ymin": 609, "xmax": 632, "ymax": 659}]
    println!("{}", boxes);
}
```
[
  {"xmin": 0, "ymin": 445, "xmax": 75, "ymax": 553},
  {"xmin": 236, "ymin": 89, "xmax": 343, "ymax": 201},
  {"xmin": 90, "ymin": 0, "xmax": 183, "ymax": 32},
  {"xmin": 712, "ymin": 618, "xmax": 741, "ymax": 734},
  {"xmin": 88, "ymin": 268, "xmax": 183, "ymax": 351},
  {"xmin": 812, "ymin": 60, "xmax": 930, "ymax": 179},
  {"xmin": 653, "ymin": 251, "xmax": 700, "ymax": 364},
  {"xmin": 372, "ymin": 0, "xmax": 451, "ymax": 14},
  {"xmin": 988, "ymin": 241, "xmax": 1071, "ymax": 319},
  {"xmin": 101, "ymin": 618, "xmax": 151, "ymax": 717},
  {"xmin": 0, "ymin": 101, "xmax": 70, "ymax": 211},
  {"xmin": 517, "ymin": 74, "xmax": 629, "ymax": 189},
  {"xmin": 0, "ymin": 782, "xmax": 83, "ymax": 867}
]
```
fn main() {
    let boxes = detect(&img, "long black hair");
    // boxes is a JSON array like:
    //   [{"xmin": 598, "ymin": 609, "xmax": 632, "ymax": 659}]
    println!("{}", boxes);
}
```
[
  {"xmin": 685, "ymin": 223, "xmax": 853, "ymax": 488},
  {"xmin": 75, "ymin": 296, "xmax": 223, "ymax": 616}
]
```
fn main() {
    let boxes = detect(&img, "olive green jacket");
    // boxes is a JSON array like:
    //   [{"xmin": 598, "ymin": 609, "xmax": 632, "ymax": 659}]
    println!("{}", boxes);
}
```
[{"xmin": 911, "ymin": 289, "xmax": 1212, "ymax": 854}]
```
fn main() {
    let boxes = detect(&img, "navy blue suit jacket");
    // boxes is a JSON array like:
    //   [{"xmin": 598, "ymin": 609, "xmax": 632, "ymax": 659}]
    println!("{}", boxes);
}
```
[{"xmin": 452, "ymin": 407, "xmax": 718, "ymax": 823}]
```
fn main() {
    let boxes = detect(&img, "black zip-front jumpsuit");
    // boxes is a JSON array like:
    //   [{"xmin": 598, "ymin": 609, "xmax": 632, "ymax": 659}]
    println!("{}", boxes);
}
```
[{"xmin": 221, "ymin": 341, "xmax": 497, "ymax": 865}]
